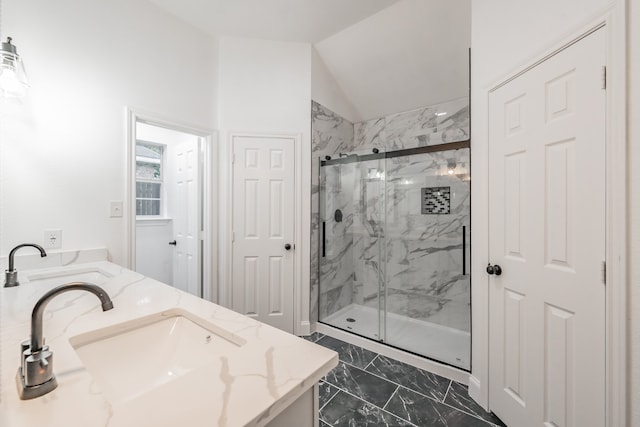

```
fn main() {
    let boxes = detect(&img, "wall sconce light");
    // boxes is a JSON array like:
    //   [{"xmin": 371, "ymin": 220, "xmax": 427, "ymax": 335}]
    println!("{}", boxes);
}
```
[{"xmin": 0, "ymin": 37, "xmax": 29, "ymax": 99}]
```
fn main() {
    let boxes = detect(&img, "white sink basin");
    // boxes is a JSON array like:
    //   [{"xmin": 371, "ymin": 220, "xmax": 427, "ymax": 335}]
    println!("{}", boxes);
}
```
[
  {"xmin": 69, "ymin": 309, "xmax": 246, "ymax": 404},
  {"xmin": 26, "ymin": 267, "xmax": 113, "ymax": 284}
]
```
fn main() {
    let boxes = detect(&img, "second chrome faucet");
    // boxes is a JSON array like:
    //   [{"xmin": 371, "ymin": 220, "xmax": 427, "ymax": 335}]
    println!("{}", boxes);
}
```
[{"xmin": 4, "ymin": 243, "xmax": 47, "ymax": 287}]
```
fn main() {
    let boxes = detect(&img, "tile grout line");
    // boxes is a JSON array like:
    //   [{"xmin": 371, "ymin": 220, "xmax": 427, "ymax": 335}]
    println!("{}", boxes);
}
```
[
  {"xmin": 381, "ymin": 386, "xmax": 421, "ymax": 427},
  {"xmin": 317, "ymin": 384, "xmax": 340, "ymax": 413},
  {"xmin": 330, "ymin": 358, "xmax": 446, "ymax": 406},
  {"xmin": 320, "ymin": 340, "xmax": 496, "ymax": 425},
  {"xmin": 392, "ymin": 382, "xmax": 499, "ymax": 427},
  {"xmin": 443, "ymin": 380, "xmax": 453, "ymax": 402},
  {"xmin": 339, "ymin": 349, "xmax": 450, "ymax": 391},
  {"xmin": 363, "ymin": 353, "xmax": 379, "ymax": 370},
  {"xmin": 431, "ymin": 392, "xmax": 501, "ymax": 425},
  {"xmin": 323, "ymin": 385, "xmax": 419, "ymax": 427},
  {"xmin": 381, "ymin": 385, "xmax": 399, "ymax": 410},
  {"xmin": 436, "ymin": 381, "xmax": 505, "ymax": 426},
  {"xmin": 324, "ymin": 375, "xmax": 497, "ymax": 427},
  {"xmin": 324, "ymin": 366, "xmax": 485, "ymax": 424}
]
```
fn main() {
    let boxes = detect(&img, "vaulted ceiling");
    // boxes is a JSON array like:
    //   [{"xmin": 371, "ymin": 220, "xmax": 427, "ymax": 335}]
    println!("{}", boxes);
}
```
[
  {"xmin": 315, "ymin": 0, "xmax": 470, "ymax": 120},
  {"xmin": 146, "ymin": 0, "xmax": 470, "ymax": 121},
  {"xmin": 146, "ymin": 0, "xmax": 399, "ymax": 43}
]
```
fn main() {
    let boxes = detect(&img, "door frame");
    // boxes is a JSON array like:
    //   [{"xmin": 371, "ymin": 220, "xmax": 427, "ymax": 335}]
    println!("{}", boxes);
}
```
[
  {"xmin": 221, "ymin": 132, "xmax": 305, "ymax": 335},
  {"xmin": 469, "ymin": 8, "xmax": 627, "ymax": 427},
  {"xmin": 125, "ymin": 107, "xmax": 218, "ymax": 302}
]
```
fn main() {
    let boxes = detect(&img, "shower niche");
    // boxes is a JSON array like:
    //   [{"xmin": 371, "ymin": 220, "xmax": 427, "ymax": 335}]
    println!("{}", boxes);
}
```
[{"xmin": 313, "ymin": 100, "xmax": 471, "ymax": 371}]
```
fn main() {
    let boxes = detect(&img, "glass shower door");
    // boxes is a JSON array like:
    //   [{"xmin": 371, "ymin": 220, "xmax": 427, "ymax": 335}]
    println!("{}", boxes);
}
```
[
  {"xmin": 382, "ymin": 147, "xmax": 471, "ymax": 369},
  {"xmin": 317, "ymin": 145, "xmax": 471, "ymax": 370}
]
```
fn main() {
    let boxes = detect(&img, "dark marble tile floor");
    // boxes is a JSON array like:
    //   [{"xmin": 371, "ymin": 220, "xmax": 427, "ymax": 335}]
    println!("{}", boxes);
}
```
[{"xmin": 306, "ymin": 333, "xmax": 506, "ymax": 427}]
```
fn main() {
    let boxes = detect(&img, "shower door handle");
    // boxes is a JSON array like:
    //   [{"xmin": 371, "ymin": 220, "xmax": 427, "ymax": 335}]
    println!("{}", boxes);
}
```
[
  {"xmin": 321, "ymin": 222, "xmax": 326, "ymax": 258},
  {"xmin": 462, "ymin": 226, "xmax": 466, "ymax": 275}
]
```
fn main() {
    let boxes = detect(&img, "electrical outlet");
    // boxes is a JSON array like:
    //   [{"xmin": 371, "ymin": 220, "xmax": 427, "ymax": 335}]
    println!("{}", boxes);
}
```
[{"xmin": 44, "ymin": 229, "xmax": 62, "ymax": 249}]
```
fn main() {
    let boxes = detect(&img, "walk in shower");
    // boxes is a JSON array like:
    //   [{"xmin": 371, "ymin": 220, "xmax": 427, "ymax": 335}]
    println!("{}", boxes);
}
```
[{"xmin": 317, "ymin": 141, "xmax": 471, "ymax": 370}]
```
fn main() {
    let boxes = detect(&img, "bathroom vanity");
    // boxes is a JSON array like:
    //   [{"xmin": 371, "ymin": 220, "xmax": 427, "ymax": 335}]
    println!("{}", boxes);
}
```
[{"xmin": 0, "ymin": 250, "xmax": 337, "ymax": 427}]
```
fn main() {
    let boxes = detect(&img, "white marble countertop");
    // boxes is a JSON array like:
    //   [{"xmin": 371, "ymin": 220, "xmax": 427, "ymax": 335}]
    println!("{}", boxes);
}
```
[{"xmin": 0, "ymin": 257, "xmax": 337, "ymax": 427}]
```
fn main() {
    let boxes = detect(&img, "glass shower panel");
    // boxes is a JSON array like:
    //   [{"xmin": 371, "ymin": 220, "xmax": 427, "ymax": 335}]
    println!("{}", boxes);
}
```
[
  {"xmin": 318, "ymin": 156, "xmax": 386, "ymax": 342},
  {"xmin": 318, "ymin": 162, "xmax": 355, "ymax": 327},
  {"xmin": 382, "ymin": 148, "xmax": 470, "ymax": 369}
]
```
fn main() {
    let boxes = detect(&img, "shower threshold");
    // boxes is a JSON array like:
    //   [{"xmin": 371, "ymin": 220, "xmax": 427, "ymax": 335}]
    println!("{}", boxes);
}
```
[{"xmin": 323, "ymin": 303, "xmax": 470, "ymax": 370}]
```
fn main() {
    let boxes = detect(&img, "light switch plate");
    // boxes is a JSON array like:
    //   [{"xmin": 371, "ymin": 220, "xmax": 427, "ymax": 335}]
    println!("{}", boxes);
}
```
[{"xmin": 110, "ymin": 201, "xmax": 123, "ymax": 218}]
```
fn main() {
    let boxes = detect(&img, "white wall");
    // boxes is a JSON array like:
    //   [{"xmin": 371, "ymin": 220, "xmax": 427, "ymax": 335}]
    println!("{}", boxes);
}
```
[
  {"xmin": 471, "ymin": 0, "xmax": 613, "ymax": 90},
  {"xmin": 0, "ymin": 0, "xmax": 218, "ymax": 266},
  {"xmin": 218, "ymin": 37, "xmax": 311, "ymax": 132},
  {"xmin": 217, "ymin": 37, "xmax": 312, "ymax": 331},
  {"xmin": 629, "ymin": 1, "xmax": 640, "ymax": 424},
  {"xmin": 311, "ymin": 48, "xmax": 360, "ymax": 123},
  {"xmin": 135, "ymin": 220, "xmax": 173, "ymax": 284},
  {"xmin": 469, "ymin": 0, "xmax": 626, "ymax": 417}
]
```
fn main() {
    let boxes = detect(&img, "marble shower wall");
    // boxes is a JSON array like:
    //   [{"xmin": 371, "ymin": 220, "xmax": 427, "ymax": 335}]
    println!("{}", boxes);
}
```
[
  {"xmin": 353, "ymin": 97, "xmax": 469, "ymax": 153},
  {"xmin": 311, "ymin": 98, "xmax": 470, "ymax": 331},
  {"xmin": 311, "ymin": 101, "xmax": 355, "ymax": 321}
]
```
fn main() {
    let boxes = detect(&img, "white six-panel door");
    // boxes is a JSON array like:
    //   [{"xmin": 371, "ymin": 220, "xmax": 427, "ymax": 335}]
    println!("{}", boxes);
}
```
[
  {"xmin": 488, "ymin": 29, "xmax": 606, "ymax": 427},
  {"xmin": 173, "ymin": 139, "xmax": 200, "ymax": 297},
  {"xmin": 232, "ymin": 135, "xmax": 295, "ymax": 333}
]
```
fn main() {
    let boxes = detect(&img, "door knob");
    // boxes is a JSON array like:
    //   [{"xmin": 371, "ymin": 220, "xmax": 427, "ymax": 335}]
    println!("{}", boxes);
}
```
[
  {"xmin": 284, "ymin": 243, "xmax": 292, "ymax": 251},
  {"xmin": 168, "ymin": 240, "xmax": 177, "ymax": 246},
  {"xmin": 486, "ymin": 264, "xmax": 502, "ymax": 276}
]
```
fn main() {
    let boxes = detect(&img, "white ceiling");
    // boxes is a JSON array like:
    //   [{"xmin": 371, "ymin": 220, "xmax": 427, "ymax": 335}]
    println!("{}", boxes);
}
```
[
  {"xmin": 146, "ymin": 0, "xmax": 470, "ymax": 121},
  {"xmin": 146, "ymin": 0, "xmax": 399, "ymax": 43}
]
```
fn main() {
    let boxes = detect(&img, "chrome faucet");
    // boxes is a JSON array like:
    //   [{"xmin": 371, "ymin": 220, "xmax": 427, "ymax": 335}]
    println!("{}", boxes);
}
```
[
  {"xmin": 16, "ymin": 282, "xmax": 114, "ymax": 400},
  {"xmin": 4, "ymin": 243, "xmax": 47, "ymax": 287}
]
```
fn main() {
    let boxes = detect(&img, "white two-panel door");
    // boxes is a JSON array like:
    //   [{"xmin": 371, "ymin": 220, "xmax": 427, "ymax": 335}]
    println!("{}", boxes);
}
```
[
  {"xmin": 488, "ymin": 29, "xmax": 606, "ymax": 427},
  {"xmin": 172, "ymin": 139, "xmax": 200, "ymax": 297},
  {"xmin": 232, "ymin": 135, "xmax": 295, "ymax": 333}
]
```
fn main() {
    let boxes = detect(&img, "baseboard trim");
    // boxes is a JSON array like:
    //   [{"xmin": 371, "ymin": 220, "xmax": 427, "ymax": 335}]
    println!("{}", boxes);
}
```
[
  {"xmin": 297, "ymin": 320, "xmax": 311, "ymax": 336},
  {"xmin": 467, "ymin": 375, "xmax": 488, "ymax": 411}
]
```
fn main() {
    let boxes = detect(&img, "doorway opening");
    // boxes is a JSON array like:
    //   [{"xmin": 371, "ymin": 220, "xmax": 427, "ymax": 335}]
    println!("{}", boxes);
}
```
[{"xmin": 126, "ymin": 109, "xmax": 217, "ymax": 301}]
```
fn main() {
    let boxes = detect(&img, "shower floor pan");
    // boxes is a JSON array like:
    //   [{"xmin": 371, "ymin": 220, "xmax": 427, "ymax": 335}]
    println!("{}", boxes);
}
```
[{"xmin": 323, "ymin": 303, "xmax": 470, "ymax": 370}]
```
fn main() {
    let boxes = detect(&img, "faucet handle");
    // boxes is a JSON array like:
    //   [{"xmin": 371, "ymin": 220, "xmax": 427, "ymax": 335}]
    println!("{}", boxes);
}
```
[
  {"xmin": 17, "ymin": 347, "xmax": 58, "ymax": 399},
  {"xmin": 23, "ymin": 349, "xmax": 55, "ymax": 387},
  {"xmin": 20, "ymin": 339, "xmax": 30, "ymax": 372},
  {"xmin": 20, "ymin": 339, "xmax": 45, "ymax": 358}
]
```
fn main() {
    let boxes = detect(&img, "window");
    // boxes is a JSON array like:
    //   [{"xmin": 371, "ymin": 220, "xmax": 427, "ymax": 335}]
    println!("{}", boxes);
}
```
[{"xmin": 136, "ymin": 142, "xmax": 164, "ymax": 216}]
